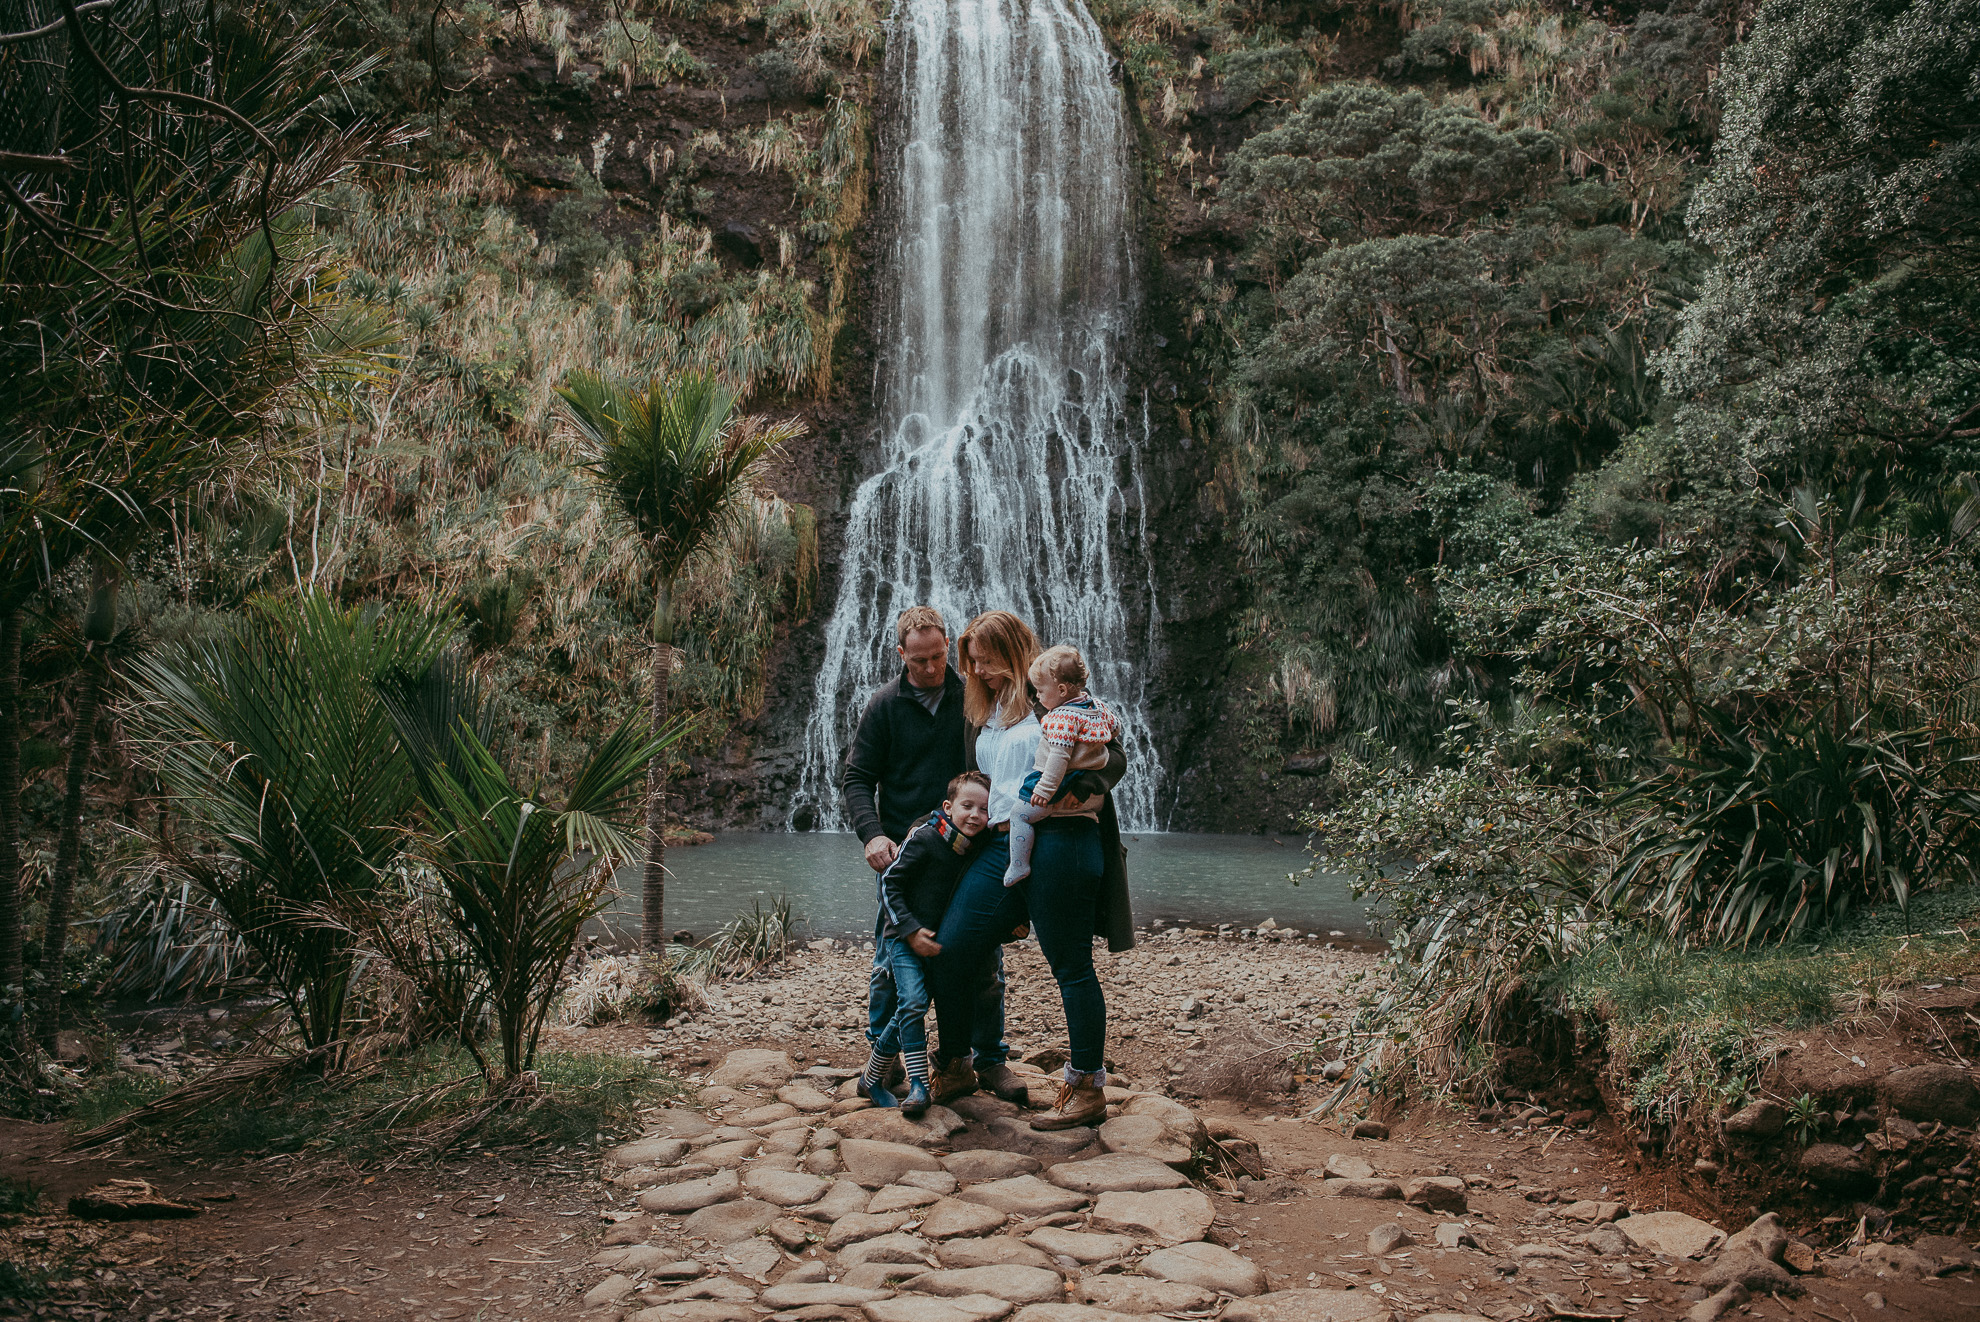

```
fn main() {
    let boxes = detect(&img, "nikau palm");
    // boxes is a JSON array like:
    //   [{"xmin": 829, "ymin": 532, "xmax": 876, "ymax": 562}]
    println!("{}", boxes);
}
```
[{"xmin": 555, "ymin": 372, "xmax": 803, "ymax": 950}]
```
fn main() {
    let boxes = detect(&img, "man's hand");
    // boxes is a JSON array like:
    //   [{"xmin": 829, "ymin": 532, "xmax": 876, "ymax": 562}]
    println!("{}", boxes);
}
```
[
  {"xmin": 908, "ymin": 929, "xmax": 942, "ymax": 957},
  {"xmin": 864, "ymin": 835, "xmax": 899, "ymax": 871}
]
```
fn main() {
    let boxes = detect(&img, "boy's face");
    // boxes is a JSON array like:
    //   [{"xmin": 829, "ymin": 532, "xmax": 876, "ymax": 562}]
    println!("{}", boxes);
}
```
[
  {"xmin": 946, "ymin": 783, "xmax": 990, "ymax": 837},
  {"xmin": 1031, "ymin": 666, "xmax": 1079, "ymax": 711}
]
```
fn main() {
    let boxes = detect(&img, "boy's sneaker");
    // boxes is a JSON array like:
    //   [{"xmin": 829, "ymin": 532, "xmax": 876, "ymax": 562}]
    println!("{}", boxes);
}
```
[
  {"xmin": 974, "ymin": 1061, "xmax": 1029, "ymax": 1106},
  {"xmin": 900, "ymin": 1080, "xmax": 933, "ymax": 1117},
  {"xmin": 857, "ymin": 1078, "xmax": 899, "ymax": 1108},
  {"xmin": 931, "ymin": 1056, "xmax": 978, "ymax": 1105}
]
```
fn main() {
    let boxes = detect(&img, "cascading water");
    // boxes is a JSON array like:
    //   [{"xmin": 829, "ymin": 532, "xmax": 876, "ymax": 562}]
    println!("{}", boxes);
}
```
[{"xmin": 795, "ymin": 0, "xmax": 1161, "ymax": 828}]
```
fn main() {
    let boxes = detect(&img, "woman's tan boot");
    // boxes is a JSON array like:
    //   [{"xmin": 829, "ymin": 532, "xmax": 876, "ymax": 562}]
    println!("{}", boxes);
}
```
[{"xmin": 1030, "ymin": 1072, "xmax": 1106, "ymax": 1130}]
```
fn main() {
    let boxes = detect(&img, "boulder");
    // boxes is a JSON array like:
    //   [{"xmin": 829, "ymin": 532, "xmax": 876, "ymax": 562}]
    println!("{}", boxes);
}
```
[
  {"xmin": 1879, "ymin": 1064, "xmax": 1980, "ymax": 1126},
  {"xmin": 1799, "ymin": 1143, "xmax": 1875, "ymax": 1194},
  {"xmin": 780, "ymin": 1084, "xmax": 838, "ymax": 1112},
  {"xmin": 1321, "ymin": 1154, "xmax": 1374, "ymax": 1181},
  {"xmin": 1089, "ymin": 1189, "xmax": 1215, "ymax": 1244},
  {"xmin": 759, "ymin": 1284, "xmax": 898, "ymax": 1310},
  {"xmin": 871, "ymin": 1185, "xmax": 946, "ymax": 1214},
  {"xmin": 1138, "ymin": 1241, "xmax": 1267, "ymax": 1296},
  {"xmin": 909, "ymin": 1266, "xmax": 1066, "ymax": 1305},
  {"xmin": 986, "ymin": 1116, "xmax": 1101, "ymax": 1161},
  {"xmin": 840, "ymin": 1233, "xmax": 938, "ymax": 1267},
  {"xmin": 844, "ymin": 1139, "xmax": 947, "ymax": 1189},
  {"xmin": 1700, "ymin": 1252, "xmax": 1798, "ymax": 1295},
  {"xmin": 682, "ymin": 1198, "xmax": 779, "ymax": 1244},
  {"xmin": 1721, "ymin": 1213, "xmax": 1789, "ymax": 1264},
  {"xmin": 1618, "ymin": 1210, "xmax": 1726, "ymax": 1259},
  {"xmin": 712, "ymin": 1049, "xmax": 796, "ymax": 1089},
  {"xmin": 806, "ymin": 1148, "xmax": 844, "ymax": 1177},
  {"xmin": 746, "ymin": 1168, "xmax": 833, "ymax": 1207},
  {"xmin": 1222, "ymin": 1289, "xmax": 1392, "ymax": 1322},
  {"xmin": 935, "ymin": 1238, "xmax": 1058, "ymax": 1270},
  {"xmin": 742, "ymin": 1102, "xmax": 800, "ymax": 1127},
  {"xmin": 610, "ymin": 1137, "xmax": 692, "ymax": 1167},
  {"xmin": 1365, "ymin": 1224, "xmax": 1413, "ymax": 1255},
  {"xmin": 839, "ymin": 1107, "xmax": 958, "ymax": 1149},
  {"xmin": 1095, "ymin": 1116, "xmax": 1191, "ymax": 1167},
  {"xmin": 1403, "ymin": 1176, "xmax": 1467, "ymax": 1213},
  {"xmin": 902, "ymin": 1169, "xmax": 962, "ymax": 1195},
  {"xmin": 943, "ymin": 1151, "xmax": 1042, "ymax": 1183},
  {"xmin": 699, "ymin": 1138, "xmax": 765, "ymax": 1167},
  {"xmin": 825, "ymin": 1211, "xmax": 916, "ymax": 1250},
  {"xmin": 1560, "ymin": 1200, "xmax": 1626, "ymax": 1223},
  {"xmin": 919, "ymin": 1198, "xmax": 1010, "ymax": 1241},
  {"xmin": 807, "ymin": 1180, "xmax": 875, "ymax": 1221},
  {"xmin": 956, "ymin": 1175, "xmax": 1089, "ymax": 1218},
  {"xmin": 632, "ymin": 1304, "xmax": 760, "ymax": 1322},
  {"xmin": 639, "ymin": 1169, "xmax": 741, "ymax": 1214},
  {"xmin": 1856, "ymin": 1243, "xmax": 1942, "ymax": 1279},
  {"xmin": 1045, "ymin": 1155, "xmax": 1187, "ymax": 1195},
  {"xmin": 586, "ymin": 1274, "xmax": 635, "ymax": 1306},
  {"xmin": 1075, "ymin": 1277, "xmax": 1216, "ymax": 1313},
  {"xmin": 1319, "ymin": 1178, "xmax": 1402, "ymax": 1200},
  {"xmin": 1722, "ymin": 1100, "xmax": 1788, "ymax": 1139},
  {"xmin": 863, "ymin": 1297, "xmax": 1015, "ymax": 1322},
  {"xmin": 1023, "ymin": 1227, "xmax": 1138, "ymax": 1264}
]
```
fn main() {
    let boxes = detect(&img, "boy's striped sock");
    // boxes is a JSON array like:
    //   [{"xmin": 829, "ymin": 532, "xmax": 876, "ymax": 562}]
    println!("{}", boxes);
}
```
[
  {"xmin": 902, "ymin": 1048, "xmax": 931, "ymax": 1087},
  {"xmin": 860, "ymin": 1048, "xmax": 891, "ymax": 1087}
]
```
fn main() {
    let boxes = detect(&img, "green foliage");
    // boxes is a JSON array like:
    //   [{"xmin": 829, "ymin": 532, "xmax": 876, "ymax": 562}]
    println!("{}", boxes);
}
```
[
  {"xmin": 673, "ymin": 894, "xmax": 801, "ymax": 980},
  {"xmin": 1785, "ymin": 1093, "xmax": 1823, "ymax": 1145}
]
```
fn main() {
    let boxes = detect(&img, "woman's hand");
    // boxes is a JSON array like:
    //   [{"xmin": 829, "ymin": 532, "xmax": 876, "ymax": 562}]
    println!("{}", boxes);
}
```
[{"xmin": 908, "ymin": 929, "xmax": 943, "ymax": 957}]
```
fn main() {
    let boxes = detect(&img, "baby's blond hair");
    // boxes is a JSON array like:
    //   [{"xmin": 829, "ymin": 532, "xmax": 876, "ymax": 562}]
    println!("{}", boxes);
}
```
[{"xmin": 1031, "ymin": 644, "xmax": 1088, "ymax": 688}]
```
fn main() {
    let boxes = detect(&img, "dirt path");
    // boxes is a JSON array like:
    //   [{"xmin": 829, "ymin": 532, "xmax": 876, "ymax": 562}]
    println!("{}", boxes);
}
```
[{"xmin": 4, "ymin": 938, "xmax": 1975, "ymax": 1322}]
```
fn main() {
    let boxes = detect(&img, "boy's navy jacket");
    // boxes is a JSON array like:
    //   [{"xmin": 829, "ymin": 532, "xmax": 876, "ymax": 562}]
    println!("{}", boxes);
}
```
[{"xmin": 876, "ymin": 807, "xmax": 981, "ymax": 940}]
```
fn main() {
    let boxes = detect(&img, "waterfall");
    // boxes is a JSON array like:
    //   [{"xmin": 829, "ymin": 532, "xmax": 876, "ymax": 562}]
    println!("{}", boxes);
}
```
[{"xmin": 795, "ymin": 0, "xmax": 1160, "ymax": 829}]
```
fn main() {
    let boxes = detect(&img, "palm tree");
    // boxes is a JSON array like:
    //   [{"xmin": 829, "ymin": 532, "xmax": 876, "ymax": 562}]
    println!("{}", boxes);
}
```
[{"xmin": 554, "ymin": 372, "xmax": 803, "ymax": 950}]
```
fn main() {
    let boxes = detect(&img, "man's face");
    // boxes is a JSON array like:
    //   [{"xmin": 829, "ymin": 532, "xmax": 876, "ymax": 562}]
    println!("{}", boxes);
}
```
[
  {"xmin": 898, "ymin": 626, "xmax": 949, "ymax": 690},
  {"xmin": 946, "ymin": 783, "xmax": 991, "ymax": 837}
]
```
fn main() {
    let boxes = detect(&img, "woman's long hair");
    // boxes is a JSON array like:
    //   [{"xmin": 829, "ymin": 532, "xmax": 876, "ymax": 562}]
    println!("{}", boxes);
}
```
[{"xmin": 959, "ymin": 611, "xmax": 1039, "ymax": 729}]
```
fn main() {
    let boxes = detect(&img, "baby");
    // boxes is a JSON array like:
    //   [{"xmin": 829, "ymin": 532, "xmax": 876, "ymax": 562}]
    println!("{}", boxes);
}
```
[
  {"xmin": 1005, "ymin": 645, "xmax": 1119, "ymax": 886},
  {"xmin": 860, "ymin": 771, "xmax": 992, "ymax": 1115}
]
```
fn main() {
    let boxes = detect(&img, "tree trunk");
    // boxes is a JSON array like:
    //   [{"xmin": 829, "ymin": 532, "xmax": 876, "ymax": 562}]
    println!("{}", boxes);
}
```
[
  {"xmin": 0, "ymin": 608, "xmax": 23, "ymax": 1057},
  {"xmin": 641, "ymin": 578, "xmax": 674, "ymax": 952},
  {"xmin": 35, "ymin": 567, "xmax": 117, "ymax": 1050}
]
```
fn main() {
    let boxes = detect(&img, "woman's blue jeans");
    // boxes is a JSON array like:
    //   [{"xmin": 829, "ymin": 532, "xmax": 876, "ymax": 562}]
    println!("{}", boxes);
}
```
[{"xmin": 931, "ymin": 819, "xmax": 1107, "ymax": 1074}]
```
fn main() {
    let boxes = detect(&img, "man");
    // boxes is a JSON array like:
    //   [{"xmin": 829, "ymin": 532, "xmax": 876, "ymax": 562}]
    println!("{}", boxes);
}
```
[{"xmin": 843, "ymin": 606, "xmax": 1028, "ymax": 1105}]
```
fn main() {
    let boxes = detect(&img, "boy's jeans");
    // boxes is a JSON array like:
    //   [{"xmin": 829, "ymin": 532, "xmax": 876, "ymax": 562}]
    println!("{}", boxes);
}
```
[
  {"xmin": 865, "ymin": 935, "xmax": 932, "ymax": 1058},
  {"xmin": 868, "ymin": 924, "xmax": 1009, "ymax": 1064}
]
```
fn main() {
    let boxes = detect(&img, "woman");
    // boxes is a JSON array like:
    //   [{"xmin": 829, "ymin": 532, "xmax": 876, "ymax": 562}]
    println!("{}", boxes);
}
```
[{"xmin": 927, "ymin": 610, "xmax": 1127, "ymax": 1130}]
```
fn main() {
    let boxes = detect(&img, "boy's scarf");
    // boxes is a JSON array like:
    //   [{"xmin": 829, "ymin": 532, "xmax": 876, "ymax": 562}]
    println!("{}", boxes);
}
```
[{"xmin": 929, "ymin": 807, "xmax": 970, "ymax": 855}]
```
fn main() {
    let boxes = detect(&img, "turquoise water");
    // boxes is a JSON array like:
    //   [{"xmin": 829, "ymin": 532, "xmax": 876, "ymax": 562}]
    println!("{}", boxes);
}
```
[{"xmin": 601, "ymin": 831, "xmax": 1364, "ymax": 942}]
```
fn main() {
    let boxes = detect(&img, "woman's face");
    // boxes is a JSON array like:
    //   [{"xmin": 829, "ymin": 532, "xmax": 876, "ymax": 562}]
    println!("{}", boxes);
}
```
[{"xmin": 965, "ymin": 639, "xmax": 1014, "ymax": 693}]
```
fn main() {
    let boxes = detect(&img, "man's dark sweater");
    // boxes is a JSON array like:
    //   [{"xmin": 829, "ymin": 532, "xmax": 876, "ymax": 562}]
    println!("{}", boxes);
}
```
[{"xmin": 841, "ymin": 667, "xmax": 967, "ymax": 844}]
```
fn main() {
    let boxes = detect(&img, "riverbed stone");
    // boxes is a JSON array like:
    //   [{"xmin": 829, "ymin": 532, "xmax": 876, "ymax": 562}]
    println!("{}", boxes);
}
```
[
  {"xmin": 952, "ymin": 1095, "xmax": 1023, "ymax": 1124},
  {"xmin": 919, "ymin": 1198, "xmax": 1009, "ymax": 1240},
  {"xmin": 863, "ymin": 1296, "xmax": 1014, "ymax": 1322},
  {"xmin": 1321, "ymin": 1154, "xmax": 1374, "ymax": 1181},
  {"xmin": 840, "ymin": 1233, "xmax": 937, "ymax": 1267},
  {"xmin": 1095, "ymin": 1116, "xmax": 1191, "ymax": 1167},
  {"xmin": 620, "ymin": 1162, "xmax": 720, "ymax": 1190},
  {"xmin": 902, "ymin": 1169, "xmax": 962, "ymax": 1195},
  {"xmin": 1009, "ymin": 1306, "xmax": 1140, "ymax": 1322},
  {"xmin": 1319, "ymin": 1178, "xmax": 1402, "ymax": 1200},
  {"xmin": 760, "ymin": 1283, "xmax": 898, "ymax": 1310},
  {"xmin": 725, "ymin": 1237, "xmax": 784, "ymax": 1280},
  {"xmin": 647, "ymin": 1108, "xmax": 717, "ymax": 1139},
  {"xmin": 806, "ymin": 1148, "xmax": 844, "ymax": 1177},
  {"xmin": 1878, "ymin": 1064, "xmax": 1980, "ymax": 1126},
  {"xmin": 1045, "ymin": 1155, "xmax": 1186, "ymax": 1196},
  {"xmin": 611, "ymin": 1137, "xmax": 693, "ymax": 1168},
  {"xmin": 844, "ymin": 1140, "xmax": 947, "ymax": 1188},
  {"xmin": 1023, "ymin": 1228, "xmax": 1137, "ymax": 1263},
  {"xmin": 585, "ymin": 1274, "xmax": 635, "ymax": 1306},
  {"xmin": 1089, "ymin": 1189, "xmax": 1215, "ymax": 1244},
  {"xmin": 1075, "ymin": 1277, "xmax": 1216, "ymax": 1313},
  {"xmin": 1138, "ymin": 1242, "xmax": 1267, "ymax": 1296},
  {"xmin": 871, "ymin": 1185, "xmax": 946, "ymax": 1214},
  {"xmin": 712, "ymin": 1049, "xmax": 796, "ymax": 1089},
  {"xmin": 1365, "ymin": 1225, "xmax": 1412, "ymax": 1256},
  {"xmin": 844, "ymin": 1264, "xmax": 935, "ymax": 1291},
  {"xmin": 1618, "ymin": 1210, "xmax": 1726, "ymax": 1259},
  {"xmin": 825, "ymin": 1212, "xmax": 916, "ymax": 1250},
  {"xmin": 1403, "ymin": 1176, "xmax": 1467, "ymax": 1213},
  {"xmin": 639, "ymin": 1169, "xmax": 741, "ymax": 1213},
  {"xmin": 1560, "ymin": 1200, "xmax": 1626, "ymax": 1224},
  {"xmin": 935, "ymin": 1238, "xmax": 1057, "ymax": 1271},
  {"xmin": 909, "ymin": 1266, "xmax": 1066, "ymax": 1305},
  {"xmin": 986, "ymin": 1116, "xmax": 1101, "ymax": 1161},
  {"xmin": 839, "ymin": 1108, "xmax": 957, "ymax": 1149},
  {"xmin": 743, "ymin": 1102, "xmax": 801, "ymax": 1126},
  {"xmin": 943, "ymin": 1151, "xmax": 1042, "ymax": 1183},
  {"xmin": 699, "ymin": 1138, "xmax": 766, "ymax": 1167},
  {"xmin": 764, "ymin": 1128, "xmax": 813, "ymax": 1156},
  {"xmin": 667, "ymin": 1277, "xmax": 761, "ymax": 1303},
  {"xmin": 805, "ymin": 1180, "xmax": 872, "ymax": 1221},
  {"xmin": 1223, "ymin": 1290, "xmax": 1393, "ymax": 1322},
  {"xmin": 683, "ymin": 1198, "xmax": 780, "ymax": 1243},
  {"xmin": 780, "ymin": 1083, "xmax": 838, "ymax": 1112},
  {"xmin": 747, "ymin": 1168, "xmax": 834, "ymax": 1207},
  {"xmin": 1799, "ymin": 1143, "xmax": 1875, "ymax": 1194},
  {"xmin": 956, "ymin": 1176, "xmax": 1089, "ymax": 1218},
  {"xmin": 632, "ymin": 1303, "xmax": 761, "ymax": 1322}
]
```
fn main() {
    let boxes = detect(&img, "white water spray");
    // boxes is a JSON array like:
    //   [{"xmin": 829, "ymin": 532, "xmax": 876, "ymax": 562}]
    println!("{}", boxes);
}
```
[{"xmin": 796, "ymin": 0, "xmax": 1160, "ymax": 828}]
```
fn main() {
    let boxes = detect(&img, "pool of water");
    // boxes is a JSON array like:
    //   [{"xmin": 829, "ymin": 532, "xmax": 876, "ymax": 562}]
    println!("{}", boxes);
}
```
[{"xmin": 600, "ymin": 831, "xmax": 1365, "ymax": 942}]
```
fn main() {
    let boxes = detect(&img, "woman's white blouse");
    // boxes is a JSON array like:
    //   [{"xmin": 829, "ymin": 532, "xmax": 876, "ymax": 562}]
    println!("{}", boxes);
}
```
[{"xmin": 975, "ymin": 712, "xmax": 1042, "ymax": 826}]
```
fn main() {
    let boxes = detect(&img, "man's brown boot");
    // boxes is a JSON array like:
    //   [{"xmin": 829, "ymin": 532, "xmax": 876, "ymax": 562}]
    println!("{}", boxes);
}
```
[
  {"xmin": 1029, "ymin": 1073, "xmax": 1106, "ymax": 1130},
  {"xmin": 932, "ymin": 1056, "xmax": 979, "ymax": 1105},
  {"xmin": 974, "ymin": 1060, "xmax": 1029, "ymax": 1106}
]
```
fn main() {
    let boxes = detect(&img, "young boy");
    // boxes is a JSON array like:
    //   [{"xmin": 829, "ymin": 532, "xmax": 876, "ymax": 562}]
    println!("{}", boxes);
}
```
[
  {"xmin": 1005, "ymin": 645, "xmax": 1119, "ymax": 886},
  {"xmin": 858, "ymin": 771, "xmax": 992, "ymax": 1116}
]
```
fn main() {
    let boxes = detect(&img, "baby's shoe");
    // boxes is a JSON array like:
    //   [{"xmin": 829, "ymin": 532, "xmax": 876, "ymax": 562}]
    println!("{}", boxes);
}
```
[
  {"xmin": 900, "ymin": 1080, "xmax": 933, "ymax": 1117},
  {"xmin": 857, "ymin": 1078, "xmax": 899, "ymax": 1108}
]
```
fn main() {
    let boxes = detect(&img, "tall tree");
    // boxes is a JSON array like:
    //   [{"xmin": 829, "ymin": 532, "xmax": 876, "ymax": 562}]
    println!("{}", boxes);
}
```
[{"xmin": 554, "ymin": 372, "xmax": 800, "ymax": 951}]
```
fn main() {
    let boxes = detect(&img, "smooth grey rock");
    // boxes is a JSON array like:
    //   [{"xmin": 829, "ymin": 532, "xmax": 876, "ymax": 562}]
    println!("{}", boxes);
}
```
[
  {"xmin": 631, "ymin": 1303, "xmax": 761, "ymax": 1322},
  {"xmin": 1434, "ymin": 1223, "xmax": 1480, "ymax": 1250},
  {"xmin": 1095, "ymin": 1116, "xmax": 1190, "ymax": 1167},
  {"xmin": 1008, "ymin": 1307, "xmax": 1140, "ymax": 1322},
  {"xmin": 934, "ymin": 1238, "xmax": 1057, "ymax": 1271},
  {"xmin": 1721, "ymin": 1212, "xmax": 1789, "ymax": 1264},
  {"xmin": 901, "ymin": 1169, "xmax": 962, "ymax": 1195},
  {"xmin": 1560, "ymin": 1200, "xmax": 1626, "ymax": 1223},
  {"xmin": 956, "ymin": 1175, "xmax": 1088, "ymax": 1218},
  {"xmin": 985, "ymin": 1116, "xmax": 1101, "ymax": 1161},
  {"xmin": 639, "ymin": 1168, "xmax": 742, "ymax": 1213},
  {"xmin": 610, "ymin": 1137, "xmax": 692, "ymax": 1167},
  {"xmin": 1023, "ymin": 1228, "xmax": 1136, "ymax": 1264},
  {"xmin": 872, "ymin": 1184, "xmax": 946, "ymax": 1214},
  {"xmin": 1319, "ymin": 1178, "xmax": 1401, "ymax": 1200},
  {"xmin": 813, "ymin": 1128, "xmax": 845, "ymax": 1150},
  {"xmin": 1618, "ymin": 1210, "xmax": 1726, "ymax": 1259},
  {"xmin": 1879, "ymin": 1064, "xmax": 1980, "ymax": 1126},
  {"xmin": 711, "ymin": 1048, "xmax": 795, "ymax": 1089},
  {"xmin": 862, "ymin": 1296, "xmax": 1015, "ymax": 1322},
  {"xmin": 919, "ymin": 1198, "xmax": 1009, "ymax": 1241},
  {"xmin": 845, "ymin": 1263, "xmax": 936, "ymax": 1291},
  {"xmin": 825, "ymin": 1211, "xmax": 916, "ymax": 1250},
  {"xmin": 784, "ymin": 1262, "xmax": 833, "ymax": 1284},
  {"xmin": 741, "ymin": 1102, "xmax": 800, "ymax": 1127},
  {"xmin": 1076, "ymin": 1277, "xmax": 1216, "ymax": 1313},
  {"xmin": 1321, "ymin": 1154, "xmax": 1374, "ymax": 1181},
  {"xmin": 1222, "ymin": 1290, "xmax": 1393, "ymax": 1322},
  {"xmin": 1089, "ymin": 1189, "xmax": 1215, "ymax": 1244},
  {"xmin": 1722, "ymin": 1100, "xmax": 1788, "ymax": 1139},
  {"xmin": 1365, "ymin": 1224, "xmax": 1413, "ymax": 1255},
  {"xmin": 724, "ymin": 1237, "xmax": 783, "ymax": 1280},
  {"xmin": 592, "ymin": 1246, "xmax": 703, "ymax": 1275},
  {"xmin": 805, "ymin": 1147, "xmax": 844, "ymax": 1177},
  {"xmin": 1799, "ymin": 1143, "xmax": 1875, "ymax": 1193},
  {"xmin": 763, "ymin": 1128, "xmax": 813, "ymax": 1155},
  {"xmin": 666, "ymin": 1278, "xmax": 761, "ymax": 1303},
  {"xmin": 1138, "ymin": 1241, "xmax": 1267, "ymax": 1296},
  {"xmin": 780, "ymin": 1083, "xmax": 838, "ymax": 1112},
  {"xmin": 952, "ymin": 1094, "xmax": 1022, "ymax": 1124},
  {"xmin": 1403, "ymin": 1176, "xmax": 1467, "ymax": 1213},
  {"xmin": 682, "ymin": 1198, "xmax": 780, "ymax": 1244},
  {"xmin": 805, "ymin": 1180, "xmax": 873, "ymax": 1221},
  {"xmin": 943, "ymin": 1151, "xmax": 1043, "ymax": 1182},
  {"xmin": 839, "ymin": 1233, "xmax": 937, "ymax": 1267},
  {"xmin": 646, "ymin": 1108, "xmax": 718, "ymax": 1139},
  {"xmin": 746, "ymin": 1168, "xmax": 833, "ymax": 1207},
  {"xmin": 586, "ymin": 1274, "xmax": 635, "ymax": 1306},
  {"xmin": 619, "ymin": 1162, "xmax": 720, "ymax": 1190},
  {"xmin": 837, "ymin": 1107, "xmax": 958, "ymax": 1149},
  {"xmin": 1700, "ymin": 1251, "xmax": 1798, "ymax": 1295},
  {"xmin": 1045, "ymin": 1155, "xmax": 1186, "ymax": 1196},
  {"xmin": 910, "ymin": 1266, "xmax": 1065, "ymax": 1305},
  {"xmin": 699, "ymin": 1138, "xmax": 765, "ymax": 1167},
  {"xmin": 758, "ymin": 1283, "xmax": 897, "ymax": 1309},
  {"xmin": 844, "ymin": 1139, "xmax": 947, "ymax": 1189}
]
